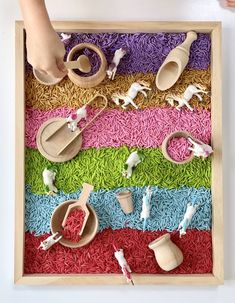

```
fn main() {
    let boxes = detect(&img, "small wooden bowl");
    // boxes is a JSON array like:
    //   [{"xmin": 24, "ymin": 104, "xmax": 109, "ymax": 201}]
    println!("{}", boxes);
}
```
[
  {"xmin": 33, "ymin": 68, "xmax": 64, "ymax": 86},
  {"xmin": 51, "ymin": 200, "xmax": 98, "ymax": 248},
  {"xmin": 67, "ymin": 43, "xmax": 107, "ymax": 88},
  {"xmin": 161, "ymin": 131, "xmax": 194, "ymax": 164}
]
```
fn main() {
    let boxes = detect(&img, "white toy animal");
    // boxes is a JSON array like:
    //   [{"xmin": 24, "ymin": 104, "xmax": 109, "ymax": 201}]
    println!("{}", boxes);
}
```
[
  {"xmin": 38, "ymin": 232, "xmax": 62, "ymax": 250},
  {"xmin": 122, "ymin": 151, "xmax": 144, "ymax": 178},
  {"xmin": 188, "ymin": 137, "xmax": 213, "ymax": 159},
  {"xmin": 66, "ymin": 105, "xmax": 87, "ymax": 132},
  {"xmin": 178, "ymin": 203, "xmax": 199, "ymax": 237},
  {"xmin": 166, "ymin": 83, "xmax": 208, "ymax": 111},
  {"xmin": 43, "ymin": 166, "xmax": 58, "ymax": 195},
  {"xmin": 107, "ymin": 48, "xmax": 127, "ymax": 80},
  {"xmin": 60, "ymin": 33, "xmax": 71, "ymax": 42},
  {"xmin": 112, "ymin": 81, "xmax": 151, "ymax": 110},
  {"xmin": 114, "ymin": 248, "xmax": 132, "ymax": 283},
  {"xmin": 140, "ymin": 186, "xmax": 152, "ymax": 231}
]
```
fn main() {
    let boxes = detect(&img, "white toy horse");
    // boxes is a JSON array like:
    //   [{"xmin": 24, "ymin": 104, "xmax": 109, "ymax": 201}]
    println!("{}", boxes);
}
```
[
  {"xmin": 43, "ymin": 166, "xmax": 58, "ymax": 195},
  {"xmin": 66, "ymin": 105, "xmax": 87, "ymax": 132},
  {"xmin": 178, "ymin": 203, "xmax": 199, "ymax": 237},
  {"xmin": 166, "ymin": 83, "xmax": 208, "ymax": 111},
  {"xmin": 112, "ymin": 81, "xmax": 151, "ymax": 110},
  {"xmin": 107, "ymin": 48, "xmax": 127, "ymax": 80},
  {"xmin": 114, "ymin": 248, "xmax": 133, "ymax": 284},
  {"xmin": 38, "ymin": 232, "xmax": 62, "ymax": 250},
  {"xmin": 188, "ymin": 137, "xmax": 213, "ymax": 159},
  {"xmin": 122, "ymin": 151, "xmax": 144, "ymax": 178}
]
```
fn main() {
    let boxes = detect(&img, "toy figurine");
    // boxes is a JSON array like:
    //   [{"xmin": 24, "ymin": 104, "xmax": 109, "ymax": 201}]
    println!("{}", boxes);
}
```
[
  {"xmin": 178, "ymin": 202, "xmax": 199, "ymax": 237},
  {"xmin": 66, "ymin": 105, "xmax": 87, "ymax": 132},
  {"xmin": 60, "ymin": 33, "xmax": 71, "ymax": 43},
  {"xmin": 107, "ymin": 48, "xmax": 127, "ymax": 80},
  {"xmin": 38, "ymin": 232, "xmax": 62, "ymax": 250},
  {"xmin": 122, "ymin": 151, "xmax": 144, "ymax": 178},
  {"xmin": 140, "ymin": 186, "xmax": 153, "ymax": 231},
  {"xmin": 111, "ymin": 80, "xmax": 151, "ymax": 110},
  {"xmin": 42, "ymin": 165, "xmax": 58, "ymax": 195},
  {"xmin": 188, "ymin": 137, "xmax": 213, "ymax": 159},
  {"xmin": 166, "ymin": 83, "xmax": 208, "ymax": 111},
  {"xmin": 113, "ymin": 245, "xmax": 134, "ymax": 285}
]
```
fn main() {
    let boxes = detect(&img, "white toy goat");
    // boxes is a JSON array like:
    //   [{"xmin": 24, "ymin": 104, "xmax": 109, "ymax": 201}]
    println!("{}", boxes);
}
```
[
  {"xmin": 43, "ymin": 166, "xmax": 58, "ymax": 195},
  {"xmin": 66, "ymin": 105, "xmax": 87, "ymax": 132},
  {"xmin": 188, "ymin": 137, "xmax": 213, "ymax": 159},
  {"xmin": 166, "ymin": 83, "xmax": 208, "ymax": 111},
  {"xmin": 38, "ymin": 232, "xmax": 62, "ymax": 250},
  {"xmin": 178, "ymin": 203, "xmax": 199, "ymax": 237},
  {"xmin": 107, "ymin": 48, "xmax": 127, "ymax": 80},
  {"xmin": 114, "ymin": 248, "xmax": 133, "ymax": 284},
  {"xmin": 112, "ymin": 81, "xmax": 151, "ymax": 110},
  {"xmin": 122, "ymin": 151, "xmax": 144, "ymax": 178},
  {"xmin": 60, "ymin": 33, "xmax": 71, "ymax": 42},
  {"xmin": 140, "ymin": 186, "xmax": 152, "ymax": 231}
]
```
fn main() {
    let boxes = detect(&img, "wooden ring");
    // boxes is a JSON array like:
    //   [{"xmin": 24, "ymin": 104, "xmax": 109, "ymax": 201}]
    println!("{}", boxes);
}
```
[
  {"xmin": 161, "ymin": 131, "xmax": 194, "ymax": 164},
  {"xmin": 67, "ymin": 43, "xmax": 107, "ymax": 88}
]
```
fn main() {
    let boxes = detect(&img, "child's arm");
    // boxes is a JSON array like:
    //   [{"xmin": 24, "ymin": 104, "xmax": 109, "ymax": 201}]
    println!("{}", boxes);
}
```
[{"xmin": 19, "ymin": 0, "xmax": 67, "ymax": 78}]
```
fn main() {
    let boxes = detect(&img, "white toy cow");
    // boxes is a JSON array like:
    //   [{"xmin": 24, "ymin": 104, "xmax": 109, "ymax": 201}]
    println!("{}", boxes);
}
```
[
  {"xmin": 38, "ymin": 232, "xmax": 62, "ymax": 250},
  {"xmin": 166, "ymin": 83, "xmax": 208, "ymax": 111},
  {"xmin": 178, "ymin": 203, "xmax": 199, "ymax": 237},
  {"xmin": 107, "ymin": 48, "xmax": 127, "ymax": 80},
  {"xmin": 188, "ymin": 137, "xmax": 213, "ymax": 159},
  {"xmin": 43, "ymin": 166, "xmax": 58, "ymax": 195},
  {"xmin": 122, "ymin": 151, "xmax": 144, "ymax": 178},
  {"xmin": 66, "ymin": 105, "xmax": 87, "ymax": 132},
  {"xmin": 112, "ymin": 81, "xmax": 151, "ymax": 110}
]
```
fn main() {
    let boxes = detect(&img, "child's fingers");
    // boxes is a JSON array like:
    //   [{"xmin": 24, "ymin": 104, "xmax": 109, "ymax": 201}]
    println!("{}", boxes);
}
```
[
  {"xmin": 46, "ymin": 62, "xmax": 67, "ymax": 78},
  {"xmin": 56, "ymin": 58, "xmax": 68, "ymax": 73}
]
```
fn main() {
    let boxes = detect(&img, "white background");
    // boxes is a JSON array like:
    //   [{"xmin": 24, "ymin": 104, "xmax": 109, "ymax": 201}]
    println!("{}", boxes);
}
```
[{"xmin": 0, "ymin": 0, "xmax": 234, "ymax": 302}]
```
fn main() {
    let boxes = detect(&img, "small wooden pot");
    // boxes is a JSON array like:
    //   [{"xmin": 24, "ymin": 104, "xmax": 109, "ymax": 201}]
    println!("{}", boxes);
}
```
[
  {"xmin": 148, "ymin": 233, "xmax": 183, "ymax": 271},
  {"xmin": 116, "ymin": 191, "xmax": 133, "ymax": 214},
  {"xmin": 161, "ymin": 130, "xmax": 194, "ymax": 164},
  {"xmin": 67, "ymin": 43, "xmax": 107, "ymax": 88}
]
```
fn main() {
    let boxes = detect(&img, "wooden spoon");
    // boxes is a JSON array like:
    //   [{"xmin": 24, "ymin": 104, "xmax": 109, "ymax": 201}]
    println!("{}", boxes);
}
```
[
  {"xmin": 61, "ymin": 183, "xmax": 94, "ymax": 235},
  {"xmin": 65, "ymin": 55, "xmax": 91, "ymax": 73}
]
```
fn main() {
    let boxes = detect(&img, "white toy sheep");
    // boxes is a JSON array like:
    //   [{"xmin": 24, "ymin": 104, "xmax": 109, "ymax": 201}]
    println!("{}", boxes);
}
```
[{"xmin": 122, "ymin": 151, "xmax": 144, "ymax": 178}]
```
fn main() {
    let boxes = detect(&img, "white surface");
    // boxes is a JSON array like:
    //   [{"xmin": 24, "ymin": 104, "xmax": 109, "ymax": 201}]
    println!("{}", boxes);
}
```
[{"xmin": 0, "ymin": 0, "xmax": 235, "ymax": 302}]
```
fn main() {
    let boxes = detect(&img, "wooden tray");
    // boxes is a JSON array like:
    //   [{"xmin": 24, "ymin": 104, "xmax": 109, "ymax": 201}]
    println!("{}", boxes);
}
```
[{"xmin": 15, "ymin": 21, "xmax": 223, "ymax": 285}]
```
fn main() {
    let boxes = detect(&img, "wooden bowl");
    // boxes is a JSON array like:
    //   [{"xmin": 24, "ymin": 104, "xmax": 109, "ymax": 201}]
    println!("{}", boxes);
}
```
[
  {"xmin": 51, "ymin": 200, "xmax": 98, "ymax": 248},
  {"xmin": 33, "ymin": 68, "xmax": 64, "ymax": 86},
  {"xmin": 161, "ymin": 131, "xmax": 194, "ymax": 164},
  {"xmin": 67, "ymin": 43, "xmax": 107, "ymax": 88}
]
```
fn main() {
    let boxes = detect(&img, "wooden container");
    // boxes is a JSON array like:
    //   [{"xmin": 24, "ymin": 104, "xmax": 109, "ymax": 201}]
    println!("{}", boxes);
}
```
[
  {"xmin": 15, "ymin": 21, "xmax": 223, "ymax": 285},
  {"xmin": 116, "ymin": 191, "xmax": 133, "ymax": 214},
  {"xmin": 67, "ymin": 43, "xmax": 107, "ymax": 88},
  {"xmin": 51, "ymin": 200, "xmax": 98, "ymax": 248},
  {"xmin": 148, "ymin": 233, "xmax": 183, "ymax": 271}
]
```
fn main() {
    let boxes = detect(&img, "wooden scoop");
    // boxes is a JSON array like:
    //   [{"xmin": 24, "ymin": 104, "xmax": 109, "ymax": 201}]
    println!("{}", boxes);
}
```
[
  {"xmin": 61, "ymin": 183, "xmax": 94, "ymax": 235},
  {"xmin": 65, "ymin": 55, "xmax": 91, "ymax": 73}
]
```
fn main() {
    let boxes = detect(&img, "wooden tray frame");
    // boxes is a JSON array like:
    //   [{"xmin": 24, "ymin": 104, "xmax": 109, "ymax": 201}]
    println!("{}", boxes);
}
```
[{"xmin": 15, "ymin": 21, "xmax": 223, "ymax": 285}]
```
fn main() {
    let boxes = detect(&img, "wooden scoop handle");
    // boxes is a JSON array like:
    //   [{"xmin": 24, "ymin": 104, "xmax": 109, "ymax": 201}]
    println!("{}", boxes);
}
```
[
  {"xmin": 64, "ymin": 61, "xmax": 81, "ymax": 70},
  {"xmin": 61, "ymin": 183, "xmax": 94, "ymax": 228}
]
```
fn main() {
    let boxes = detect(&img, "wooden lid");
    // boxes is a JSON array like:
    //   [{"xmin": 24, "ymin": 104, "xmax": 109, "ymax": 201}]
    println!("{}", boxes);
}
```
[{"xmin": 36, "ymin": 117, "xmax": 83, "ymax": 162}]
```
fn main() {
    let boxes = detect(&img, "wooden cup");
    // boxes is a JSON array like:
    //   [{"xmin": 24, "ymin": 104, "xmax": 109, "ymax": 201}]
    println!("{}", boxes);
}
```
[
  {"xmin": 148, "ymin": 233, "xmax": 183, "ymax": 271},
  {"xmin": 116, "ymin": 191, "xmax": 134, "ymax": 214}
]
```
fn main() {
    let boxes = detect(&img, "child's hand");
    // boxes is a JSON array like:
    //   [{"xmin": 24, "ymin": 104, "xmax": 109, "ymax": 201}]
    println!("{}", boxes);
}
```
[{"xmin": 26, "ymin": 29, "xmax": 67, "ymax": 78}]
